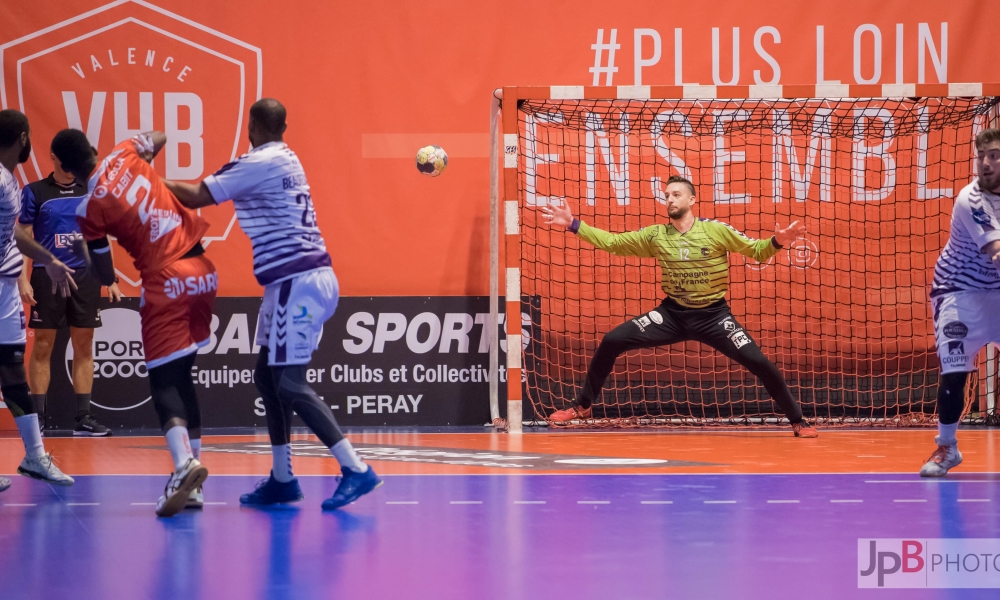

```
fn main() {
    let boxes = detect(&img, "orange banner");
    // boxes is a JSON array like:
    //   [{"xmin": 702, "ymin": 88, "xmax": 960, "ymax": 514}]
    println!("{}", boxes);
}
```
[{"xmin": 5, "ymin": 0, "xmax": 1000, "ymax": 298}]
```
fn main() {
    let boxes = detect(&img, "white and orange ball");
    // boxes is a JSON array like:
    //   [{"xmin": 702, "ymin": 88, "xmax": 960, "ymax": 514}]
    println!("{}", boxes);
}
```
[{"xmin": 415, "ymin": 145, "xmax": 448, "ymax": 177}]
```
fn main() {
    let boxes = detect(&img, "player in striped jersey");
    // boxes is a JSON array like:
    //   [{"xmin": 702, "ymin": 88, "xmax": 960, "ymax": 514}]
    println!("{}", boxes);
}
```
[
  {"xmin": 922, "ymin": 128, "xmax": 1000, "ymax": 477},
  {"xmin": 165, "ymin": 98, "xmax": 381, "ymax": 510},
  {"xmin": 542, "ymin": 175, "xmax": 818, "ymax": 437},
  {"xmin": 0, "ymin": 110, "xmax": 76, "ymax": 491}
]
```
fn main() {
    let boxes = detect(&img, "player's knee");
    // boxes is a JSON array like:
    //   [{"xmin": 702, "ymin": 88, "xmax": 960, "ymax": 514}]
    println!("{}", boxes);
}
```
[
  {"xmin": 31, "ymin": 335, "xmax": 55, "ymax": 360},
  {"xmin": 938, "ymin": 371, "xmax": 969, "ymax": 425},
  {"xmin": 600, "ymin": 327, "xmax": 632, "ymax": 352},
  {"xmin": 70, "ymin": 333, "xmax": 94, "ymax": 360}
]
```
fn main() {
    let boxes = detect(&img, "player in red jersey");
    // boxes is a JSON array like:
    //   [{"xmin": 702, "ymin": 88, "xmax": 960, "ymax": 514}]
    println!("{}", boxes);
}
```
[{"xmin": 52, "ymin": 128, "xmax": 217, "ymax": 517}]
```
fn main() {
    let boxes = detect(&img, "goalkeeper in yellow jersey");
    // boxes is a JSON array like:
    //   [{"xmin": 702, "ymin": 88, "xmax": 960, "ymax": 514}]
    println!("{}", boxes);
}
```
[{"xmin": 541, "ymin": 175, "xmax": 818, "ymax": 437}]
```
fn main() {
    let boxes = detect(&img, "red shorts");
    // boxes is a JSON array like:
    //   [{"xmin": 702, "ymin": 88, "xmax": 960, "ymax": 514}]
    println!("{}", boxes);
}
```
[{"xmin": 139, "ymin": 255, "xmax": 218, "ymax": 369}]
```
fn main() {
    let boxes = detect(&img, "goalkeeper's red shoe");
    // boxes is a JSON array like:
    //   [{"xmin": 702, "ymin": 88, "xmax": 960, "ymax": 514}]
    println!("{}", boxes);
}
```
[
  {"xmin": 791, "ymin": 422, "xmax": 819, "ymax": 438},
  {"xmin": 548, "ymin": 404, "xmax": 592, "ymax": 423}
]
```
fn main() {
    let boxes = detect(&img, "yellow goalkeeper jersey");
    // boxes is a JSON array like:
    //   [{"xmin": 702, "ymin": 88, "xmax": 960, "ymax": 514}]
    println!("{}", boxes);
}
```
[{"xmin": 577, "ymin": 218, "xmax": 781, "ymax": 308}]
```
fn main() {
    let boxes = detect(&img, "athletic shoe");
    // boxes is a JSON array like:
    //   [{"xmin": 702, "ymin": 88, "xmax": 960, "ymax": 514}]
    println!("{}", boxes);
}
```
[
  {"xmin": 186, "ymin": 486, "xmax": 204, "ymax": 509},
  {"xmin": 155, "ymin": 458, "xmax": 208, "ymax": 518},
  {"xmin": 920, "ymin": 436, "xmax": 963, "ymax": 478},
  {"xmin": 322, "ymin": 466, "xmax": 383, "ymax": 511},
  {"xmin": 791, "ymin": 422, "xmax": 819, "ymax": 438},
  {"xmin": 0, "ymin": 477, "xmax": 10, "ymax": 492},
  {"xmin": 548, "ymin": 404, "xmax": 592, "ymax": 423},
  {"xmin": 239, "ymin": 473, "xmax": 304, "ymax": 506},
  {"xmin": 73, "ymin": 415, "xmax": 111, "ymax": 437},
  {"xmin": 18, "ymin": 453, "xmax": 74, "ymax": 486}
]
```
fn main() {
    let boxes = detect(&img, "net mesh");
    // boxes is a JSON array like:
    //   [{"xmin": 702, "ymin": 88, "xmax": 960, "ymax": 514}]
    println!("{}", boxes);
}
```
[{"xmin": 517, "ymin": 96, "xmax": 1000, "ymax": 427}]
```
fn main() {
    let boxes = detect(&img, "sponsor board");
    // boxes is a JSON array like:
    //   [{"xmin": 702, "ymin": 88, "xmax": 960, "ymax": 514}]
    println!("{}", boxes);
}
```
[
  {"xmin": 198, "ymin": 441, "xmax": 717, "ymax": 470},
  {"xmin": 43, "ymin": 296, "xmax": 539, "ymax": 430}
]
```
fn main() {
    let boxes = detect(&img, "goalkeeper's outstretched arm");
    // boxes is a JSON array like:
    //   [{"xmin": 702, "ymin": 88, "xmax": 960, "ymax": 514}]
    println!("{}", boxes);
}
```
[{"xmin": 540, "ymin": 202, "xmax": 654, "ymax": 258}]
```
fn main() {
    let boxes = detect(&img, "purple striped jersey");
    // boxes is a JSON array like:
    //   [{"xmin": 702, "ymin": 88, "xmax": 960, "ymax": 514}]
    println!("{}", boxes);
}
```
[
  {"xmin": 931, "ymin": 179, "xmax": 1000, "ymax": 297},
  {"xmin": 203, "ymin": 142, "xmax": 331, "ymax": 286}
]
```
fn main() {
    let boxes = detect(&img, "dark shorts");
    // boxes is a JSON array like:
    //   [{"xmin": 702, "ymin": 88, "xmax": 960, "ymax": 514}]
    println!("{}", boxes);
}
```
[{"xmin": 28, "ymin": 267, "xmax": 102, "ymax": 329}]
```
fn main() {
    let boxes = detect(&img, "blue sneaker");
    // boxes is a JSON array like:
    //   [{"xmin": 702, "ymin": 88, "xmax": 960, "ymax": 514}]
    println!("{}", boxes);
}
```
[
  {"xmin": 322, "ymin": 466, "xmax": 383, "ymax": 510},
  {"xmin": 239, "ymin": 473, "xmax": 304, "ymax": 506}
]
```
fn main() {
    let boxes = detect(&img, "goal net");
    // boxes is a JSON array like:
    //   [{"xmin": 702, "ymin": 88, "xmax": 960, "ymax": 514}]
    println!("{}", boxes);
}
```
[{"xmin": 505, "ymin": 87, "xmax": 1000, "ymax": 427}]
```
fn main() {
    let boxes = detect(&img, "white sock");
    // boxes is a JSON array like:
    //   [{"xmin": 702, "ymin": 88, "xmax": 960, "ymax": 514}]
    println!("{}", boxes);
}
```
[
  {"xmin": 272, "ymin": 444, "xmax": 294, "ymax": 483},
  {"xmin": 190, "ymin": 438, "xmax": 202, "ymax": 461},
  {"xmin": 330, "ymin": 439, "xmax": 368, "ymax": 473},
  {"xmin": 938, "ymin": 422, "xmax": 959, "ymax": 446},
  {"xmin": 15, "ymin": 414, "xmax": 45, "ymax": 459},
  {"xmin": 165, "ymin": 426, "xmax": 193, "ymax": 471}
]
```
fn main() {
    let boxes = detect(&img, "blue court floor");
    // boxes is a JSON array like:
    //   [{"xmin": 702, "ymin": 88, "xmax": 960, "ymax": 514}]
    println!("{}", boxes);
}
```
[{"xmin": 2, "ymin": 472, "xmax": 999, "ymax": 599}]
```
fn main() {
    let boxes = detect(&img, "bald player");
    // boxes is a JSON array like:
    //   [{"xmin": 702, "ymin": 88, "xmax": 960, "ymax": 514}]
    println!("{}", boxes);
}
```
[
  {"xmin": 542, "ymin": 174, "xmax": 818, "ymax": 437},
  {"xmin": 165, "ymin": 98, "xmax": 381, "ymax": 510}
]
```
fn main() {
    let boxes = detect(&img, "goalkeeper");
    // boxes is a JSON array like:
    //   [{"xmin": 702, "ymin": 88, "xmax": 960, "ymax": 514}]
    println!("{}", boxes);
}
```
[{"xmin": 542, "ymin": 175, "xmax": 818, "ymax": 437}]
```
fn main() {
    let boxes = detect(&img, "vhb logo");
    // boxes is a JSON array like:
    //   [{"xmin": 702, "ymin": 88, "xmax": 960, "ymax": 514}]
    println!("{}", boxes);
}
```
[{"xmin": 0, "ymin": 0, "xmax": 261, "ymax": 276}]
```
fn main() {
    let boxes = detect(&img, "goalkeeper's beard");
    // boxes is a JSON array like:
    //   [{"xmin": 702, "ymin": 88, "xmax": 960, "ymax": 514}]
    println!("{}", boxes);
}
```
[
  {"xmin": 980, "ymin": 170, "xmax": 1000, "ymax": 193},
  {"xmin": 667, "ymin": 205, "xmax": 690, "ymax": 220}
]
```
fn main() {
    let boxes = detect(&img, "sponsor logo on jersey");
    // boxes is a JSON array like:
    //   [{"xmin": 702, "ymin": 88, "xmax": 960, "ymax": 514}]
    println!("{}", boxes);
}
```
[
  {"xmin": 632, "ymin": 315, "xmax": 652, "ymax": 332},
  {"xmin": 942, "ymin": 322, "xmax": 969, "ymax": 339},
  {"xmin": 292, "ymin": 304, "xmax": 313, "ymax": 325},
  {"xmin": 54, "ymin": 233, "xmax": 76, "ymax": 248},
  {"xmin": 648, "ymin": 310, "xmax": 663, "ymax": 324},
  {"xmin": 720, "ymin": 318, "xmax": 737, "ymax": 331},
  {"xmin": 947, "ymin": 340, "xmax": 965, "ymax": 356},
  {"xmin": 164, "ymin": 272, "xmax": 218, "ymax": 299},
  {"xmin": 701, "ymin": 247, "xmax": 710, "ymax": 257},
  {"xmin": 972, "ymin": 206, "xmax": 993, "ymax": 227}
]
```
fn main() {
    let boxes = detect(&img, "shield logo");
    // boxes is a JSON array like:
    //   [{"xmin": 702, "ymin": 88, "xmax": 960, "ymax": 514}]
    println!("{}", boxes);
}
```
[{"xmin": 1, "ymin": 0, "xmax": 261, "ymax": 289}]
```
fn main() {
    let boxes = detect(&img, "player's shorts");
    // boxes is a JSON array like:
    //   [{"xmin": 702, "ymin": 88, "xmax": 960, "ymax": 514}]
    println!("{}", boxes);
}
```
[
  {"xmin": 931, "ymin": 290, "xmax": 1000, "ymax": 374},
  {"xmin": 139, "ymin": 253, "xmax": 217, "ymax": 370},
  {"xmin": 29, "ymin": 267, "xmax": 102, "ymax": 329},
  {"xmin": 0, "ymin": 277, "xmax": 25, "ymax": 345},
  {"xmin": 256, "ymin": 267, "xmax": 339, "ymax": 367}
]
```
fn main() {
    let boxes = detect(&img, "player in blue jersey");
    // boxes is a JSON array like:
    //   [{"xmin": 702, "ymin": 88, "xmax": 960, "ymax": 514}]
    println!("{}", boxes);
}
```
[
  {"xmin": 17, "ymin": 136, "xmax": 121, "ymax": 436},
  {"xmin": 165, "ymin": 98, "xmax": 381, "ymax": 510},
  {"xmin": 0, "ymin": 110, "xmax": 76, "ymax": 491}
]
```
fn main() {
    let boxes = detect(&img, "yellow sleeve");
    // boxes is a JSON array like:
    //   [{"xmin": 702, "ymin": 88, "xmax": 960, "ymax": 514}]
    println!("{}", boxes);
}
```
[
  {"xmin": 708, "ymin": 220, "xmax": 781, "ymax": 263},
  {"xmin": 576, "ymin": 221, "xmax": 656, "ymax": 258}
]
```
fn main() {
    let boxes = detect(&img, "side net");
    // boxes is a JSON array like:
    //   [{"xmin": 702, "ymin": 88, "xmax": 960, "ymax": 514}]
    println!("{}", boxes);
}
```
[{"xmin": 517, "ymin": 96, "xmax": 1000, "ymax": 427}]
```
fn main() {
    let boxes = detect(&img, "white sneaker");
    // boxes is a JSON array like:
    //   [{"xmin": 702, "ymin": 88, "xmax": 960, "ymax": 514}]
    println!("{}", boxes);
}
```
[
  {"xmin": 919, "ymin": 436, "xmax": 963, "ymax": 477},
  {"xmin": 155, "ymin": 458, "xmax": 208, "ymax": 517},
  {"xmin": 18, "ymin": 453, "xmax": 74, "ymax": 486},
  {"xmin": 186, "ymin": 486, "xmax": 204, "ymax": 509}
]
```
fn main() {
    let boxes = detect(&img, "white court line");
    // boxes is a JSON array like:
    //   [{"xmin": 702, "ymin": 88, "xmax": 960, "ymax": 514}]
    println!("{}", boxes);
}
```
[
  {"xmin": 958, "ymin": 499, "xmax": 991, "ymax": 503},
  {"xmin": 450, "ymin": 501, "xmax": 483, "ymax": 505},
  {"xmin": 641, "ymin": 500, "xmax": 673, "ymax": 505},
  {"xmin": 830, "ymin": 500, "xmax": 863, "ymax": 503},
  {"xmin": 514, "ymin": 501, "xmax": 546, "ymax": 505},
  {"xmin": 866, "ymin": 480, "xmax": 998, "ymax": 483},
  {"xmin": 704, "ymin": 500, "xmax": 737, "ymax": 504},
  {"xmin": 767, "ymin": 500, "xmax": 800, "ymax": 504},
  {"xmin": 577, "ymin": 500, "xmax": 610, "ymax": 505},
  {"xmin": 203, "ymin": 502, "xmax": 227, "ymax": 505},
  {"xmin": 3, "ymin": 503, "xmax": 36, "ymax": 506},
  {"xmin": 66, "ymin": 503, "xmax": 99, "ymax": 506},
  {"xmin": 386, "ymin": 501, "xmax": 418, "ymax": 505},
  {"xmin": 131, "ymin": 502, "xmax": 157, "ymax": 506},
  {"xmin": 894, "ymin": 499, "xmax": 928, "ymax": 503},
  {"xmin": 857, "ymin": 455, "xmax": 886, "ymax": 458}
]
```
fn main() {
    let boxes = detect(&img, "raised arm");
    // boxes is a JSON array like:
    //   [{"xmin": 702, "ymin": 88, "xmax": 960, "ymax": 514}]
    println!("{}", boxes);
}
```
[
  {"xmin": 540, "ymin": 202, "xmax": 654, "ymax": 258},
  {"xmin": 714, "ymin": 220, "xmax": 804, "ymax": 263},
  {"xmin": 164, "ymin": 180, "xmax": 216, "ymax": 209}
]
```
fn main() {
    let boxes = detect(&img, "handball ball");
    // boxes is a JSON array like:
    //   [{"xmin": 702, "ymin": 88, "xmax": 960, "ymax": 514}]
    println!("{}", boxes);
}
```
[{"xmin": 416, "ymin": 145, "xmax": 448, "ymax": 177}]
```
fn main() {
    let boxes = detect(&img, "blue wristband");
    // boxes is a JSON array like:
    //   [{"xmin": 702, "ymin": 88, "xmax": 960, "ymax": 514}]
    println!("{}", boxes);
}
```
[{"xmin": 569, "ymin": 218, "xmax": 581, "ymax": 234}]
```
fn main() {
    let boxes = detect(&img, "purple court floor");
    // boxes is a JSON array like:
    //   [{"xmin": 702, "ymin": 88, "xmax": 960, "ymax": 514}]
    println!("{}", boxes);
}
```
[{"xmin": 1, "ymin": 473, "xmax": 999, "ymax": 599}]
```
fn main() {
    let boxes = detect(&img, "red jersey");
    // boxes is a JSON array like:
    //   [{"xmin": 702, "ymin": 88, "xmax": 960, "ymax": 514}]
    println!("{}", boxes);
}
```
[{"xmin": 76, "ymin": 134, "xmax": 209, "ymax": 275}]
